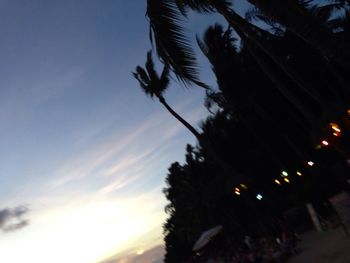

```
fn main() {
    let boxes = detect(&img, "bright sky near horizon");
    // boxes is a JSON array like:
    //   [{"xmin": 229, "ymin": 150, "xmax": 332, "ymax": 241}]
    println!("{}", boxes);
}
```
[{"xmin": 0, "ymin": 1, "xmax": 247, "ymax": 262}]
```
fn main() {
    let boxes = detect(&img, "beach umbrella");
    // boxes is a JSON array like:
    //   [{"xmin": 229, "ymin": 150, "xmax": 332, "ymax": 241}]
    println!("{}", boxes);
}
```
[{"xmin": 192, "ymin": 225, "xmax": 223, "ymax": 251}]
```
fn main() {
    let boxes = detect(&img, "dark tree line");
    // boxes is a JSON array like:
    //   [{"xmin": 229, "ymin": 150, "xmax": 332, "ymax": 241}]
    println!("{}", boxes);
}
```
[{"xmin": 133, "ymin": 0, "xmax": 350, "ymax": 262}]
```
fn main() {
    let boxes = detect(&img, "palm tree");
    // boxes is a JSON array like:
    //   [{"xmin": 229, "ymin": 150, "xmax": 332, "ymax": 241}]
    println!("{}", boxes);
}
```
[
  {"xmin": 198, "ymin": 24, "xmax": 312, "ymax": 160},
  {"xmin": 133, "ymin": 51, "xmax": 201, "ymax": 138},
  {"xmin": 247, "ymin": 0, "xmax": 350, "ymax": 69},
  {"xmin": 134, "ymin": 51, "xmax": 246, "ymax": 183},
  {"xmin": 198, "ymin": 24, "xmax": 315, "ymax": 125},
  {"xmin": 146, "ymin": 0, "xmax": 329, "ymax": 116}
]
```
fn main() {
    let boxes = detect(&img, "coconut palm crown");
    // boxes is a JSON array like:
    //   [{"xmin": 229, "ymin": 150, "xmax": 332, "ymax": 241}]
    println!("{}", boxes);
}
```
[{"xmin": 133, "ymin": 51, "xmax": 170, "ymax": 99}]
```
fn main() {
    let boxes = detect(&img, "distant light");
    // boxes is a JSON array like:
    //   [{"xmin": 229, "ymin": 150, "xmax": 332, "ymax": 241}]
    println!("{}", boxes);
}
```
[
  {"xmin": 256, "ymin": 194, "xmax": 263, "ymax": 200},
  {"xmin": 330, "ymin": 123, "xmax": 341, "ymax": 133},
  {"xmin": 296, "ymin": 171, "xmax": 302, "ymax": 176},
  {"xmin": 234, "ymin": 188, "xmax": 241, "ymax": 195},
  {"xmin": 240, "ymin": 184, "xmax": 248, "ymax": 190},
  {"xmin": 315, "ymin": 144, "xmax": 322, "ymax": 150},
  {"xmin": 307, "ymin": 161, "xmax": 314, "ymax": 167},
  {"xmin": 347, "ymin": 109, "xmax": 350, "ymax": 116},
  {"xmin": 321, "ymin": 140, "xmax": 329, "ymax": 146},
  {"xmin": 284, "ymin": 178, "xmax": 290, "ymax": 183},
  {"xmin": 282, "ymin": 171, "xmax": 288, "ymax": 177},
  {"xmin": 275, "ymin": 179, "xmax": 281, "ymax": 185},
  {"xmin": 333, "ymin": 132, "xmax": 340, "ymax": 137}
]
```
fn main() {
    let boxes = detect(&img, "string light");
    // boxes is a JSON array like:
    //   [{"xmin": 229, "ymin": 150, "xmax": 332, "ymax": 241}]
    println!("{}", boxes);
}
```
[
  {"xmin": 281, "ymin": 171, "xmax": 288, "ymax": 177},
  {"xmin": 232, "ymin": 111, "xmax": 350, "ymax": 201},
  {"xmin": 330, "ymin": 123, "xmax": 341, "ymax": 133},
  {"xmin": 307, "ymin": 161, "xmax": 314, "ymax": 167},
  {"xmin": 233, "ymin": 186, "xmax": 242, "ymax": 196},
  {"xmin": 240, "ymin": 184, "xmax": 248, "ymax": 190},
  {"xmin": 256, "ymin": 194, "xmax": 263, "ymax": 200}
]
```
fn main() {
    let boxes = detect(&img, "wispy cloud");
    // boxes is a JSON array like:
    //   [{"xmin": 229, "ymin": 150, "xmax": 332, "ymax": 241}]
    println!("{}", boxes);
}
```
[
  {"xmin": 49, "ymin": 96, "xmax": 206, "ymax": 189},
  {"xmin": 97, "ymin": 174, "xmax": 139, "ymax": 195},
  {"xmin": 0, "ymin": 96, "xmax": 206, "ymax": 263},
  {"xmin": 0, "ymin": 205, "xmax": 29, "ymax": 233}
]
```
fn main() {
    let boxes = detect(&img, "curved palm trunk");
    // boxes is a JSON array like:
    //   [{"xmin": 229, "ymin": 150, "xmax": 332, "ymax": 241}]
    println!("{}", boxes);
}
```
[
  {"xmin": 158, "ymin": 96, "xmax": 201, "ymax": 138},
  {"xmin": 158, "ymin": 95, "xmax": 246, "ymax": 183},
  {"xmin": 248, "ymin": 0, "xmax": 350, "ymax": 70}
]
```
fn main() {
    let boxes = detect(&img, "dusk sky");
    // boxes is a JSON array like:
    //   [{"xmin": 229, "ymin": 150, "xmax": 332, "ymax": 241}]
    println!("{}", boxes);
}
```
[{"xmin": 0, "ymin": 1, "xmax": 247, "ymax": 262}]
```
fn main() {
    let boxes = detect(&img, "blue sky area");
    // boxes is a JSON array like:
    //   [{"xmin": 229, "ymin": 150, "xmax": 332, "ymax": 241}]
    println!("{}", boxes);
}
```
[{"xmin": 0, "ymin": 1, "xmax": 248, "ymax": 262}]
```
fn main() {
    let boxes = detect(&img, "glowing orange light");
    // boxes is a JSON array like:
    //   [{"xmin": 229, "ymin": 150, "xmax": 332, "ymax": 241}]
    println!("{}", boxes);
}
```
[
  {"xmin": 275, "ymin": 179, "xmax": 281, "ymax": 185},
  {"xmin": 330, "ymin": 123, "xmax": 341, "ymax": 133},
  {"xmin": 284, "ymin": 178, "xmax": 290, "ymax": 183},
  {"xmin": 297, "ymin": 171, "xmax": 302, "ymax": 176},
  {"xmin": 321, "ymin": 140, "xmax": 329, "ymax": 146},
  {"xmin": 234, "ymin": 187, "xmax": 241, "ymax": 195},
  {"xmin": 333, "ymin": 132, "xmax": 339, "ymax": 137}
]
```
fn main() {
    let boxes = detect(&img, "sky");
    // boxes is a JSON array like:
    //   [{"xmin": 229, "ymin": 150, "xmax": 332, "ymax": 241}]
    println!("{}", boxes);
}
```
[{"xmin": 0, "ymin": 1, "xmax": 246, "ymax": 262}]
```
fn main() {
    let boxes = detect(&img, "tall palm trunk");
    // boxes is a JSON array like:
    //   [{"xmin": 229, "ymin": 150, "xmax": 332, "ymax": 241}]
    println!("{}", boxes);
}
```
[
  {"xmin": 158, "ymin": 95, "xmax": 201, "ymax": 138},
  {"xmin": 158, "ymin": 95, "xmax": 246, "ymax": 183},
  {"xmin": 248, "ymin": 0, "xmax": 350, "ymax": 70}
]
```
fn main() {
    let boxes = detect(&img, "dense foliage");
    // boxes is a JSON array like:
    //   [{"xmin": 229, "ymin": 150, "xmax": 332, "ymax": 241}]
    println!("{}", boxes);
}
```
[{"xmin": 135, "ymin": 0, "xmax": 350, "ymax": 262}]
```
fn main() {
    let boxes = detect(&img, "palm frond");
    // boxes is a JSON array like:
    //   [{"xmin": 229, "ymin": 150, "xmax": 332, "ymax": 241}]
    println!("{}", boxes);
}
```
[
  {"xmin": 147, "ymin": 0, "xmax": 209, "ymax": 88},
  {"xmin": 312, "ymin": 3, "xmax": 343, "ymax": 22},
  {"xmin": 133, "ymin": 66, "xmax": 153, "ymax": 97},
  {"xmin": 245, "ymin": 6, "xmax": 284, "ymax": 33},
  {"xmin": 135, "ymin": 66, "xmax": 150, "ymax": 86},
  {"xmin": 145, "ymin": 51, "xmax": 159, "ymax": 82},
  {"xmin": 159, "ymin": 64, "xmax": 171, "ymax": 91},
  {"xmin": 133, "ymin": 51, "xmax": 170, "ymax": 98},
  {"xmin": 197, "ymin": 24, "xmax": 237, "ymax": 65}
]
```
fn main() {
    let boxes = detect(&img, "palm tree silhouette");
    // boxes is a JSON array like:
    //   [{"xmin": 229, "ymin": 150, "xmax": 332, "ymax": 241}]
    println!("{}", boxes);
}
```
[
  {"xmin": 133, "ymin": 51, "xmax": 200, "ymax": 138},
  {"xmin": 133, "ymin": 51, "xmax": 246, "ymax": 183},
  {"xmin": 247, "ymin": 0, "xmax": 350, "ymax": 69},
  {"xmin": 147, "ymin": 1, "xmax": 349, "ymax": 86},
  {"xmin": 146, "ymin": 0, "xmax": 329, "ymax": 120}
]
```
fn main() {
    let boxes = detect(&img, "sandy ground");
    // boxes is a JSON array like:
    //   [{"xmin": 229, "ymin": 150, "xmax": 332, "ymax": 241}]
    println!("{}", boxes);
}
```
[{"xmin": 288, "ymin": 227, "xmax": 350, "ymax": 263}]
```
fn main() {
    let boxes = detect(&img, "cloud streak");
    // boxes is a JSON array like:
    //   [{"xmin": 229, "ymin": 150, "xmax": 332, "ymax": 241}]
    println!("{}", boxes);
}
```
[
  {"xmin": 0, "ymin": 96, "xmax": 207, "ymax": 262},
  {"xmin": 49, "ymin": 97, "xmax": 206, "ymax": 190}
]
